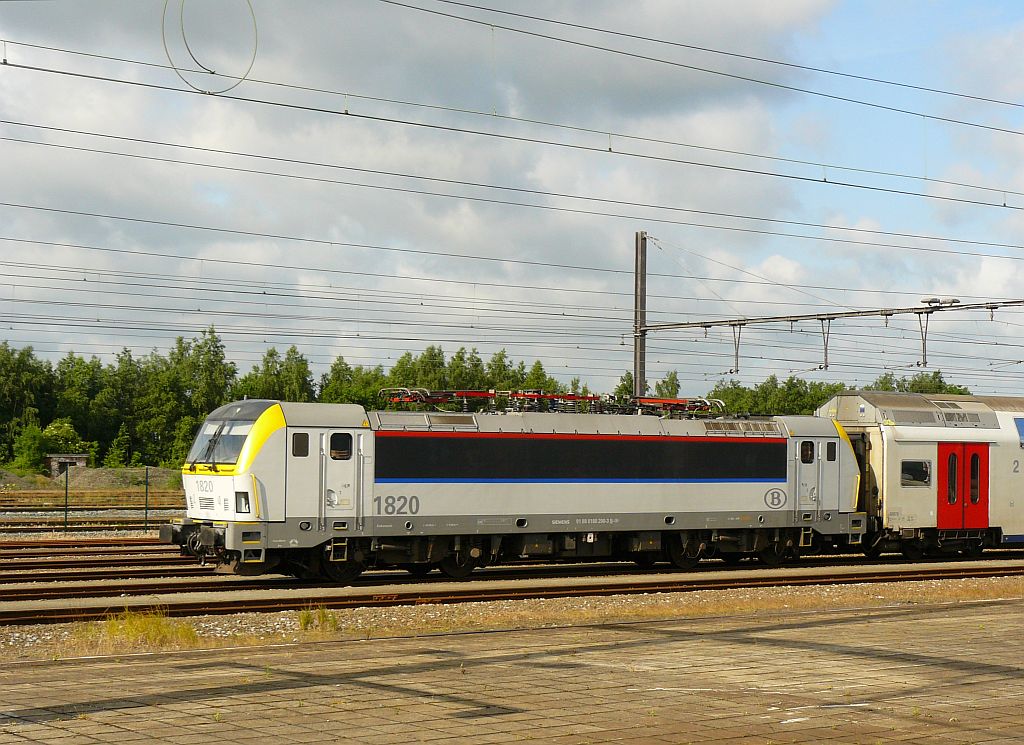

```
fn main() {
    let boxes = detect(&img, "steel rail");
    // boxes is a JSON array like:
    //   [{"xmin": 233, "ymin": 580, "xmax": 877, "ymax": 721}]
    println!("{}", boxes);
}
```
[
  {"xmin": 0, "ymin": 522, "xmax": 171, "ymax": 534},
  {"xmin": 0, "ymin": 505, "xmax": 182, "ymax": 513},
  {"xmin": 0, "ymin": 538, "xmax": 162, "ymax": 549},
  {"xmin": 1, "ymin": 556, "xmax": 196, "ymax": 571},
  {"xmin": 0, "ymin": 565, "xmax": 216, "ymax": 584},
  {"xmin": 0, "ymin": 545, "xmax": 176, "ymax": 559},
  {"xmin": 3, "ymin": 563, "xmax": 1023, "ymax": 626}
]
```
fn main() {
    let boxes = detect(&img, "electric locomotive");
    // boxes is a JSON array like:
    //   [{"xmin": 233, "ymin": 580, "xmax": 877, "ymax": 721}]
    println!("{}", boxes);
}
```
[{"xmin": 162, "ymin": 393, "xmax": 866, "ymax": 582}]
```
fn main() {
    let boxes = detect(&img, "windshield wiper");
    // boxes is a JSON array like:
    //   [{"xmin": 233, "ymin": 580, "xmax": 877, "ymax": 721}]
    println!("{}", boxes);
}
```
[{"xmin": 189, "ymin": 423, "xmax": 225, "ymax": 472}]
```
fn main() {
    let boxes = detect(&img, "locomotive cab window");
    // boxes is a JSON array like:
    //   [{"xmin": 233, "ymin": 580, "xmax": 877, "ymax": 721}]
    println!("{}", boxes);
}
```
[
  {"xmin": 292, "ymin": 433, "xmax": 309, "ymax": 458},
  {"xmin": 800, "ymin": 441, "xmax": 815, "ymax": 464},
  {"xmin": 826, "ymin": 442, "xmax": 837, "ymax": 462},
  {"xmin": 330, "ymin": 433, "xmax": 353, "ymax": 460},
  {"xmin": 900, "ymin": 460, "xmax": 931, "ymax": 487}
]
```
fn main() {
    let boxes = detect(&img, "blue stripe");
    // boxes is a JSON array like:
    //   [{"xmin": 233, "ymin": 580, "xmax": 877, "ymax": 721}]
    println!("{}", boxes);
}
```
[
  {"xmin": 375, "ymin": 477, "xmax": 787, "ymax": 484},
  {"xmin": 1002, "ymin": 534, "xmax": 1024, "ymax": 544}
]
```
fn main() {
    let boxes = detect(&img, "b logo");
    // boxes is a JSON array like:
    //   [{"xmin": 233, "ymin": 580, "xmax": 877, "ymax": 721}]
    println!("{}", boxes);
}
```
[{"xmin": 764, "ymin": 488, "xmax": 787, "ymax": 509}]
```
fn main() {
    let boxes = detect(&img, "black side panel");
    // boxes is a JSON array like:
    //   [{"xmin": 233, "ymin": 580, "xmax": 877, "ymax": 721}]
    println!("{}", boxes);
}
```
[{"xmin": 375, "ymin": 435, "xmax": 787, "ymax": 481}]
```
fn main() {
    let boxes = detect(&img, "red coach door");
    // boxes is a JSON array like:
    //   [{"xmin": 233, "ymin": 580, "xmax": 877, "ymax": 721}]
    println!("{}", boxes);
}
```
[{"xmin": 937, "ymin": 443, "xmax": 989, "ymax": 530}]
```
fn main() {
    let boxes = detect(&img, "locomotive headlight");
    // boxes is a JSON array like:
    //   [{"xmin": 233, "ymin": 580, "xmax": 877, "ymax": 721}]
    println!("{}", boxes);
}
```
[{"xmin": 235, "ymin": 491, "xmax": 251, "ymax": 513}]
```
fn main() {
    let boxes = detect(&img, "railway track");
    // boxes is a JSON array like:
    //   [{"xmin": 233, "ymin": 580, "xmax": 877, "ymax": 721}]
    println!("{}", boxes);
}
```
[
  {"xmin": 0, "ymin": 537, "xmax": 162, "ymax": 549},
  {"xmin": 0, "ymin": 565, "xmax": 216, "ymax": 584},
  {"xmin": 3, "ymin": 560, "xmax": 1023, "ymax": 626},
  {"xmin": 0, "ymin": 520, "xmax": 173, "ymax": 533},
  {"xmin": 0, "ymin": 505, "xmax": 182, "ymax": 513}
]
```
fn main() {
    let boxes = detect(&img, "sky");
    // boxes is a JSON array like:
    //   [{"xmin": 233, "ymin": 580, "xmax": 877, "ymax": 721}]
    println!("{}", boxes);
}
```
[{"xmin": 2, "ymin": 0, "xmax": 1024, "ymax": 396}]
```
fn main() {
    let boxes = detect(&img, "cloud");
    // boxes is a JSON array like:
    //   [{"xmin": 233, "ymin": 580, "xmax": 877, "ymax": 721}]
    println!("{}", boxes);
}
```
[{"xmin": 4, "ymin": 0, "xmax": 1017, "ymax": 394}]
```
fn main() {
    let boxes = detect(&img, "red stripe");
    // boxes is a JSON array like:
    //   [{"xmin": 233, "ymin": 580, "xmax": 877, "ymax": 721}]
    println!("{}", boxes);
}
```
[{"xmin": 375, "ymin": 430, "xmax": 787, "ymax": 444}]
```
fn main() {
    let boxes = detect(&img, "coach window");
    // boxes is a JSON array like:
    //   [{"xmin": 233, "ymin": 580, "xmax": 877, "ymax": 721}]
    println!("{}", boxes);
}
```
[
  {"xmin": 292, "ymin": 432, "xmax": 309, "ymax": 458},
  {"xmin": 800, "ymin": 441, "xmax": 814, "ymax": 464},
  {"xmin": 970, "ymin": 453, "xmax": 981, "ymax": 504},
  {"xmin": 826, "ymin": 441, "xmax": 837, "ymax": 462},
  {"xmin": 900, "ymin": 460, "xmax": 931, "ymax": 487},
  {"xmin": 947, "ymin": 453, "xmax": 958, "ymax": 505},
  {"xmin": 330, "ymin": 433, "xmax": 353, "ymax": 460}
]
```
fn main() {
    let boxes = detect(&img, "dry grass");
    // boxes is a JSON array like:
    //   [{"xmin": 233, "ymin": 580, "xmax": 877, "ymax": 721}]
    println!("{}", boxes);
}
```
[
  {"xmin": 67, "ymin": 609, "xmax": 200, "ymax": 655},
  {"xmin": 297, "ymin": 606, "xmax": 341, "ymax": 633}
]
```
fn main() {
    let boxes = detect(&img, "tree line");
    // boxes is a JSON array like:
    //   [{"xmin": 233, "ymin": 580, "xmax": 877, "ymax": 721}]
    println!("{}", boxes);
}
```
[{"xmin": 0, "ymin": 327, "xmax": 971, "ymax": 471}]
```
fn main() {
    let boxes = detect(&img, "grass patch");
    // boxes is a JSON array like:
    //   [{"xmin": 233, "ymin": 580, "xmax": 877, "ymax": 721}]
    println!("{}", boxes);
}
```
[
  {"xmin": 297, "ymin": 605, "xmax": 340, "ymax": 633},
  {"xmin": 69, "ymin": 608, "xmax": 199, "ymax": 655}
]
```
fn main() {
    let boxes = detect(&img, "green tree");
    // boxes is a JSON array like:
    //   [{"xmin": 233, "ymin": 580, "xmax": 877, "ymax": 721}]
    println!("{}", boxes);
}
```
[
  {"xmin": 188, "ymin": 327, "xmax": 236, "ymax": 414},
  {"xmin": 103, "ymin": 423, "xmax": 131, "ymax": 468},
  {"xmin": 414, "ymin": 346, "xmax": 447, "ymax": 390},
  {"xmin": 486, "ymin": 350, "xmax": 527, "ymax": 390},
  {"xmin": 706, "ymin": 379, "xmax": 753, "ymax": 412},
  {"xmin": 386, "ymin": 352, "xmax": 418, "ymax": 388},
  {"xmin": 523, "ymin": 360, "xmax": 561, "ymax": 392},
  {"xmin": 42, "ymin": 417, "xmax": 91, "ymax": 454},
  {"xmin": 654, "ymin": 371, "xmax": 680, "ymax": 399},
  {"xmin": 866, "ymin": 370, "xmax": 969, "ymax": 395},
  {"xmin": 234, "ymin": 346, "xmax": 314, "ymax": 402},
  {"xmin": 613, "ymin": 371, "xmax": 646, "ymax": 399},
  {"xmin": 464, "ymin": 349, "xmax": 488, "ymax": 390},
  {"xmin": 319, "ymin": 356, "xmax": 353, "ymax": 401},
  {"xmin": 135, "ymin": 342, "xmax": 192, "ymax": 467},
  {"xmin": 280, "ymin": 346, "xmax": 315, "ymax": 402},
  {"xmin": 54, "ymin": 352, "xmax": 105, "ymax": 443},
  {"xmin": 707, "ymin": 375, "xmax": 846, "ymax": 415},
  {"xmin": 320, "ymin": 355, "xmax": 390, "ymax": 408},
  {"xmin": 12, "ymin": 423, "xmax": 46, "ymax": 472},
  {"xmin": 90, "ymin": 349, "xmax": 144, "ymax": 463},
  {"xmin": 0, "ymin": 344, "xmax": 55, "ymax": 461}
]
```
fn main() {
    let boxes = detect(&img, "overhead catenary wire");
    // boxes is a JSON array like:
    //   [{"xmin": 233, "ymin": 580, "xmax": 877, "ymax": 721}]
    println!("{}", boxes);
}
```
[
  {"xmin": 3, "ymin": 236, "xmax": 1021, "ymax": 307},
  {"xmin": 10, "ymin": 118, "xmax": 1024, "ymax": 252},
  {"xmin": 429, "ymin": 0, "xmax": 1024, "ymax": 112},
  {"xmin": 6, "ymin": 37, "xmax": 1023, "ymax": 201},
  {"xmin": 3, "ymin": 60, "xmax": 1022, "ymax": 212},
  {"xmin": 6, "ymin": 196, "xmax": 1024, "ymax": 279},
  {"xmin": 379, "ymin": 0, "xmax": 1024, "ymax": 140}
]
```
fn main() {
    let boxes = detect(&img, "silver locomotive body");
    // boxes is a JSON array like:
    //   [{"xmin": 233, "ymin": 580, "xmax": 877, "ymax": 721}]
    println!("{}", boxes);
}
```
[{"xmin": 164, "ymin": 400, "xmax": 865, "ymax": 581}]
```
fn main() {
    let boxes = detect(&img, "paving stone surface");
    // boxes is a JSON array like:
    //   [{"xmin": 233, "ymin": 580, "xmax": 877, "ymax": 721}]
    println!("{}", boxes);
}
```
[{"xmin": 1, "ymin": 598, "xmax": 1023, "ymax": 743}]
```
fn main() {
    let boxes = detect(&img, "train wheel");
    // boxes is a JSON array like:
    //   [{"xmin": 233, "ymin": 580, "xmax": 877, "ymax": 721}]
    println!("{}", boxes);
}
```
[
  {"xmin": 438, "ymin": 554, "xmax": 476, "ymax": 579},
  {"xmin": 633, "ymin": 553, "xmax": 658, "ymax": 569},
  {"xmin": 961, "ymin": 542, "xmax": 984, "ymax": 559},
  {"xmin": 320, "ymin": 558, "xmax": 364, "ymax": 584},
  {"xmin": 757, "ymin": 543, "xmax": 786, "ymax": 567},
  {"xmin": 862, "ymin": 545, "xmax": 882, "ymax": 560},
  {"xmin": 861, "ymin": 535, "xmax": 883, "ymax": 560},
  {"xmin": 900, "ymin": 541, "xmax": 925, "ymax": 562},
  {"xmin": 667, "ymin": 536, "xmax": 701, "ymax": 570}
]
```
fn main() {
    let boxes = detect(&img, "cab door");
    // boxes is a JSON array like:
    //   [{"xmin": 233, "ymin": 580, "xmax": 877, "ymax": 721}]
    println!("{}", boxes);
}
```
[
  {"xmin": 322, "ymin": 430, "xmax": 360, "ymax": 530},
  {"xmin": 937, "ymin": 443, "xmax": 989, "ymax": 529},
  {"xmin": 796, "ymin": 439, "xmax": 820, "ymax": 512}
]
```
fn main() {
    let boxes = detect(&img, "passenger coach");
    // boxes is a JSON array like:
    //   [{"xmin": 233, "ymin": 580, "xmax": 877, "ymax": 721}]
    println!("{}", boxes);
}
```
[{"xmin": 819, "ymin": 391, "xmax": 1024, "ymax": 558}]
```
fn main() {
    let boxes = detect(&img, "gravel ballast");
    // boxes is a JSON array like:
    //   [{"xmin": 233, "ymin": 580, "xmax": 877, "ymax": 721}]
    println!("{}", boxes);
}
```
[{"xmin": 2, "ymin": 575, "xmax": 1022, "ymax": 661}]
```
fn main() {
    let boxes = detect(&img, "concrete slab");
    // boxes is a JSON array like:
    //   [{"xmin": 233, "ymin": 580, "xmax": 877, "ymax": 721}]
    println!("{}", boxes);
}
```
[{"xmin": 2, "ymin": 598, "xmax": 1024, "ymax": 743}]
